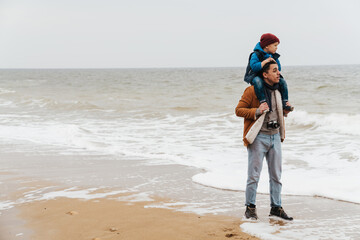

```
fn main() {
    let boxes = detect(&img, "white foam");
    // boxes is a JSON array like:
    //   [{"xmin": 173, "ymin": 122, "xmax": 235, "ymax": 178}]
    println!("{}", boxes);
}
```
[
  {"xmin": 0, "ymin": 100, "xmax": 15, "ymax": 106},
  {"xmin": 240, "ymin": 219, "xmax": 356, "ymax": 240},
  {"xmin": 0, "ymin": 88, "xmax": 15, "ymax": 94},
  {"xmin": 192, "ymin": 157, "xmax": 360, "ymax": 203},
  {"xmin": 192, "ymin": 170, "xmax": 245, "ymax": 191},
  {"xmin": 38, "ymin": 188, "xmax": 128, "ymax": 200},
  {"xmin": 240, "ymin": 221, "xmax": 323, "ymax": 240},
  {"xmin": 241, "ymin": 222, "xmax": 284, "ymax": 240},
  {"xmin": 0, "ymin": 200, "xmax": 14, "ymax": 211},
  {"xmin": 144, "ymin": 201, "xmax": 227, "ymax": 215},
  {"xmin": 287, "ymin": 110, "xmax": 360, "ymax": 136},
  {"xmin": 17, "ymin": 186, "xmax": 129, "ymax": 202},
  {"xmin": 116, "ymin": 192, "xmax": 154, "ymax": 202},
  {"xmin": 0, "ymin": 105, "xmax": 359, "ymax": 203},
  {"xmin": 188, "ymin": 111, "xmax": 360, "ymax": 203}
]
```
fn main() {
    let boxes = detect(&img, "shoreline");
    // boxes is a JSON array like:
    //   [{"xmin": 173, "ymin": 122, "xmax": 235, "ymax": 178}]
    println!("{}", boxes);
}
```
[
  {"xmin": 0, "ymin": 172, "xmax": 258, "ymax": 240},
  {"xmin": 1, "ymin": 152, "xmax": 360, "ymax": 239}
]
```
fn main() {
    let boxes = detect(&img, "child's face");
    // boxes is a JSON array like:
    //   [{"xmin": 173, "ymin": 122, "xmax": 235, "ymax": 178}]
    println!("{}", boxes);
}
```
[{"xmin": 264, "ymin": 42, "xmax": 279, "ymax": 54}]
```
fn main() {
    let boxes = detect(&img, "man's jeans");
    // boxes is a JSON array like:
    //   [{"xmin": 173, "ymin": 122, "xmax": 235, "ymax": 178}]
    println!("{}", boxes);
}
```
[{"xmin": 245, "ymin": 133, "xmax": 282, "ymax": 207}]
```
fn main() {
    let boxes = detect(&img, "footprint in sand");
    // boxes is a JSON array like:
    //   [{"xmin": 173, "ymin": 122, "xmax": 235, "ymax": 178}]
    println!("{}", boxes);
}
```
[{"xmin": 66, "ymin": 211, "xmax": 79, "ymax": 215}]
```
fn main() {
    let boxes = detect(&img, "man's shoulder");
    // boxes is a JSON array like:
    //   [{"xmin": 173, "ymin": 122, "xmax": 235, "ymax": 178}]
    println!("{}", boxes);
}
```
[
  {"xmin": 240, "ymin": 86, "xmax": 257, "ymax": 102},
  {"xmin": 240, "ymin": 85, "xmax": 259, "ymax": 106},
  {"xmin": 243, "ymin": 85, "xmax": 256, "ymax": 95}
]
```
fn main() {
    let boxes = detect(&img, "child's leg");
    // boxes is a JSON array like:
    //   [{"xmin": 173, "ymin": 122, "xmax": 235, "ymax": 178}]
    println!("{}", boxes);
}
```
[
  {"xmin": 279, "ymin": 77, "xmax": 289, "ymax": 104},
  {"xmin": 251, "ymin": 76, "xmax": 266, "ymax": 103},
  {"xmin": 279, "ymin": 77, "xmax": 293, "ymax": 111}
]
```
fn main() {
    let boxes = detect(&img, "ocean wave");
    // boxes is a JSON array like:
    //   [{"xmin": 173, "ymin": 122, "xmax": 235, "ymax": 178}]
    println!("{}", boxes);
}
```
[
  {"xmin": 0, "ymin": 100, "xmax": 15, "ymax": 107},
  {"xmin": 0, "ymin": 88, "xmax": 16, "ymax": 95},
  {"xmin": 0, "ymin": 123, "xmax": 97, "ymax": 150},
  {"xmin": 19, "ymin": 98, "xmax": 103, "ymax": 111},
  {"xmin": 287, "ymin": 110, "xmax": 360, "ymax": 136},
  {"xmin": 192, "ymin": 165, "xmax": 360, "ymax": 204},
  {"xmin": 170, "ymin": 106, "xmax": 199, "ymax": 111}
]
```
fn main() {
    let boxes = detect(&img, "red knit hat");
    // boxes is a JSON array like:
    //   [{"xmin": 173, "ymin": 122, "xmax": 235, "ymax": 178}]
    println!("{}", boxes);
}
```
[{"xmin": 260, "ymin": 33, "xmax": 280, "ymax": 49}]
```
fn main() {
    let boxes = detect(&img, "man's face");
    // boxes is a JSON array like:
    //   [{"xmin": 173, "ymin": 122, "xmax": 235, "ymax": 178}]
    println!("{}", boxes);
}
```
[{"xmin": 263, "ymin": 63, "xmax": 280, "ymax": 85}]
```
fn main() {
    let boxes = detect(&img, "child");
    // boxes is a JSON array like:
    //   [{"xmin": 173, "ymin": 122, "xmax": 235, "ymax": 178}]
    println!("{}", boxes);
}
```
[{"xmin": 244, "ymin": 33, "xmax": 293, "ymax": 112}]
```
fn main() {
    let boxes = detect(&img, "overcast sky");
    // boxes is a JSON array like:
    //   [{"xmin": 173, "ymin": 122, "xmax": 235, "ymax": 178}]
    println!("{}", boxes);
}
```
[{"xmin": 0, "ymin": 0, "xmax": 359, "ymax": 68}]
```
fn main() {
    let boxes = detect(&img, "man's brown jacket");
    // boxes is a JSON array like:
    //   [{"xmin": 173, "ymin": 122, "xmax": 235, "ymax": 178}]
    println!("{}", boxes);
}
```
[{"xmin": 235, "ymin": 86, "xmax": 285, "ymax": 146}]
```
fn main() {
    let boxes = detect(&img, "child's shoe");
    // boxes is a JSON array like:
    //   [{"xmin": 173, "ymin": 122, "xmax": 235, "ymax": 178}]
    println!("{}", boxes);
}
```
[
  {"xmin": 283, "ymin": 101, "xmax": 294, "ymax": 112},
  {"xmin": 283, "ymin": 105, "xmax": 294, "ymax": 112}
]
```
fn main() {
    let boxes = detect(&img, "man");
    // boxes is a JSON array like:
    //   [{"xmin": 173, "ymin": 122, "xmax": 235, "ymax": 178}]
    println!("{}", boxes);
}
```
[{"xmin": 235, "ymin": 60, "xmax": 293, "ymax": 221}]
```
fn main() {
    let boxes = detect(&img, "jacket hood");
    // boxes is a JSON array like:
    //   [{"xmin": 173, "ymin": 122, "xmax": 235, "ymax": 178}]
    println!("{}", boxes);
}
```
[{"xmin": 253, "ymin": 42, "xmax": 267, "ymax": 53}]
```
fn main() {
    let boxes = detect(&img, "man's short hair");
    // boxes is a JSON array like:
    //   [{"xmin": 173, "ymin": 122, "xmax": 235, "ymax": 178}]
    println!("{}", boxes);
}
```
[{"xmin": 261, "ymin": 60, "xmax": 277, "ymax": 76}]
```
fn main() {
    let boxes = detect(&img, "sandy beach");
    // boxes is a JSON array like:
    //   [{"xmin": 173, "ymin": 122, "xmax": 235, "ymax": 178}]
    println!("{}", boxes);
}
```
[
  {"xmin": 1, "ymin": 151, "xmax": 360, "ymax": 240},
  {"xmin": 0, "ymin": 171, "xmax": 258, "ymax": 240}
]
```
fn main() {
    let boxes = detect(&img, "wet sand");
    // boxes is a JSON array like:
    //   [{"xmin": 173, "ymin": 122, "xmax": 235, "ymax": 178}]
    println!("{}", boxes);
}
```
[
  {"xmin": 0, "ymin": 153, "xmax": 259, "ymax": 240},
  {"xmin": 18, "ymin": 197, "xmax": 257, "ymax": 240},
  {"xmin": 0, "ymin": 174, "xmax": 258, "ymax": 240}
]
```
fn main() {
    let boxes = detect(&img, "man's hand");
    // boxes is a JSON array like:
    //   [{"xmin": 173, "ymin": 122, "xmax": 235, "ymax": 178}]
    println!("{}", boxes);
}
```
[{"xmin": 258, "ymin": 102, "xmax": 269, "ymax": 114}]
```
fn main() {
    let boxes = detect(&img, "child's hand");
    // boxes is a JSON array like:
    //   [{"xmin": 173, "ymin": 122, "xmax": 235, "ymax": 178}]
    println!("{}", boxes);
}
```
[
  {"xmin": 259, "ymin": 102, "xmax": 269, "ymax": 114},
  {"xmin": 261, "ymin": 57, "xmax": 276, "ymax": 68}
]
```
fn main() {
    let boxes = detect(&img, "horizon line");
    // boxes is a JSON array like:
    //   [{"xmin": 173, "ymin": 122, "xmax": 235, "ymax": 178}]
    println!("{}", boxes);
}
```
[{"xmin": 0, "ymin": 63, "xmax": 359, "ymax": 70}]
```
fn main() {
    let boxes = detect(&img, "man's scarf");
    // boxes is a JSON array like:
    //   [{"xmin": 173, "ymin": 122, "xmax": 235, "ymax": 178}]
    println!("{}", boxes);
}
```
[{"xmin": 263, "ymin": 81, "xmax": 279, "ymax": 112}]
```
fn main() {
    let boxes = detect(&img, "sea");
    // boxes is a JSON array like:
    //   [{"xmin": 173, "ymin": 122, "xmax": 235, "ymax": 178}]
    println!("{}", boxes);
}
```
[{"xmin": 0, "ymin": 65, "xmax": 359, "ymax": 239}]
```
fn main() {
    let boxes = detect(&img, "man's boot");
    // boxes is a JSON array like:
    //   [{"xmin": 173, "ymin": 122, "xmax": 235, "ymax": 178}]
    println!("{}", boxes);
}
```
[
  {"xmin": 245, "ymin": 205, "xmax": 258, "ymax": 220},
  {"xmin": 269, "ymin": 207, "xmax": 293, "ymax": 221}
]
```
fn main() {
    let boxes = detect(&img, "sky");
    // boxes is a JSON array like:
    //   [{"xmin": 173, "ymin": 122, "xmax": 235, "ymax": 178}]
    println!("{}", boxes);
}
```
[{"xmin": 0, "ymin": 0, "xmax": 360, "ymax": 68}]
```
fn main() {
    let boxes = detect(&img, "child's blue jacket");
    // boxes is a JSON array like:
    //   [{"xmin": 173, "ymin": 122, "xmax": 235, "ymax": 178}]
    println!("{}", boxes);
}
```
[{"xmin": 250, "ymin": 42, "xmax": 281, "ymax": 73}]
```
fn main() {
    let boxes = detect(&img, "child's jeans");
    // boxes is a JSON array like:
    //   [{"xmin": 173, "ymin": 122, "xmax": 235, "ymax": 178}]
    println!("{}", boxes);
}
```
[{"xmin": 251, "ymin": 76, "xmax": 289, "ymax": 105}]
